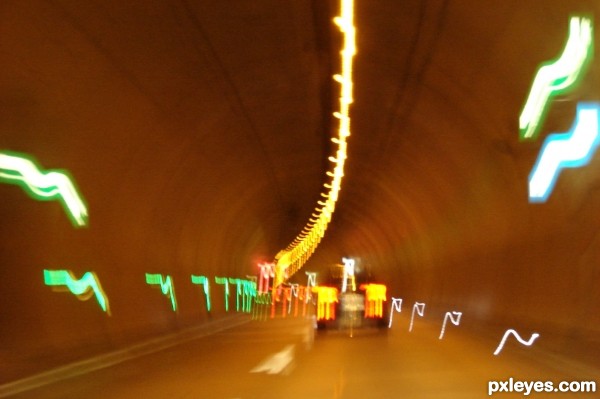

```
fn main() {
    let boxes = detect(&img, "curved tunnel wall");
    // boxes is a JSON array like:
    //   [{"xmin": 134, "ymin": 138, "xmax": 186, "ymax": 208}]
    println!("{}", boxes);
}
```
[
  {"xmin": 307, "ymin": 0, "xmax": 600, "ymax": 366},
  {"xmin": 0, "ymin": 0, "xmax": 328, "ymax": 382},
  {"xmin": 1, "ymin": 0, "xmax": 600, "ymax": 384}
]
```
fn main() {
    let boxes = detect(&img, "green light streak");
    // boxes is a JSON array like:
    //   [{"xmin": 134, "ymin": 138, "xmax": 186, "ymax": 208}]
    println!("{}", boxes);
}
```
[
  {"xmin": 520, "ymin": 16, "xmax": 593, "ymax": 141},
  {"xmin": 0, "ymin": 151, "xmax": 88, "ymax": 227},
  {"xmin": 145, "ymin": 273, "xmax": 177, "ymax": 311},
  {"xmin": 255, "ymin": 292, "xmax": 272, "ymax": 305},
  {"xmin": 191, "ymin": 275, "xmax": 211, "ymax": 311},
  {"xmin": 214, "ymin": 276, "xmax": 230, "ymax": 312},
  {"xmin": 43, "ymin": 269, "xmax": 110, "ymax": 314},
  {"xmin": 228, "ymin": 278, "xmax": 257, "ymax": 312}
]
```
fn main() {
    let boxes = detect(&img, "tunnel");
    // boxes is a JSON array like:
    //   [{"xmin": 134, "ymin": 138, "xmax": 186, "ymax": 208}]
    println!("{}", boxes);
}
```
[{"xmin": 1, "ymin": 0, "xmax": 599, "ymax": 397}]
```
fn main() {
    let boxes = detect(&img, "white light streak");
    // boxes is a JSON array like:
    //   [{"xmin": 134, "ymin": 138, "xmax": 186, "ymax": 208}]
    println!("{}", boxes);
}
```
[
  {"xmin": 409, "ymin": 302, "xmax": 425, "ymax": 332},
  {"xmin": 438, "ymin": 311, "xmax": 462, "ymax": 339},
  {"xmin": 388, "ymin": 297, "xmax": 403, "ymax": 328},
  {"xmin": 493, "ymin": 329, "xmax": 540, "ymax": 355}
]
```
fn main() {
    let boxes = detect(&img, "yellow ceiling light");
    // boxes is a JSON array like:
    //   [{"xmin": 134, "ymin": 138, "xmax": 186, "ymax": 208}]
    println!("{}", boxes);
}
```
[{"xmin": 273, "ymin": 0, "xmax": 355, "ymax": 287}]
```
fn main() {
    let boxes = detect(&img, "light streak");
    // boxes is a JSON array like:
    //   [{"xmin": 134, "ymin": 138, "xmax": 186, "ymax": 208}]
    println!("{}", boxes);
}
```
[
  {"xmin": 258, "ymin": 262, "xmax": 275, "ymax": 294},
  {"xmin": 305, "ymin": 272, "xmax": 316, "ymax": 301},
  {"xmin": 273, "ymin": 0, "xmax": 355, "ymax": 286},
  {"xmin": 255, "ymin": 292, "xmax": 272, "ymax": 305},
  {"xmin": 228, "ymin": 278, "xmax": 256, "ymax": 313},
  {"xmin": 439, "ymin": 311, "xmax": 462, "ymax": 339},
  {"xmin": 282, "ymin": 287, "xmax": 292, "ymax": 317},
  {"xmin": 215, "ymin": 276, "xmax": 230, "ymax": 312},
  {"xmin": 289, "ymin": 283, "xmax": 300, "ymax": 316},
  {"xmin": 0, "ymin": 151, "xmax": 88, "ymax": 227},
  {"xmin": 145, "ymin": 273, "xmax": 177, "ymax": 311},
  {"xmin": 244, "ymin": 279, "xmax": 257, "ymax": 311},
  {"xmin": 520, "ymin": 16, "xmax": 593, "ymax": 141},
  {"xmin": 493, "ymin": 329, "xmax": 540, "ymax": 355},
  {"xmin": 306, "ymin": 272, "xmax": 317, "ymax": 289},
  {"xmin": 341, "ymin": 257, "xmax": 356, "ymax": 293},
  {"xmin": 409, "ymin": 302, "xmax": 425, "ymax": 332},
  {"xmin": 253, "ymin": 292, "xmax": 272, "ymax": 321},
  {"xmin": 302, "ymin": 272, "xmax": 317, "ymax": 315},
  {"xmin": 312, "ymin": 286, "xmax": 338, "ymax": 321},
  {"xmin": 298, "ymin": 286, "xmax": 310, "ymax": 316},
  {"xmin": 44, "ymin": 269, "xmax": 110, "ymax": 314},
  {"xmin": 529, "ymin": 102, "xmax": 600, "ymax": 202},
  {"xmin": 270, "ymin": 284, "xmax": 280, "ymax": 318},
  {"xmin": 191, "ymin": 275, "xmax": 211, "ymax": 311},
  {"xmin": 388, "ymin": 297, "xmax": 403, "ymax": 328},
  {"xmin": 359, "ymin": 283, "xmax": 387, "ymax": 318}
]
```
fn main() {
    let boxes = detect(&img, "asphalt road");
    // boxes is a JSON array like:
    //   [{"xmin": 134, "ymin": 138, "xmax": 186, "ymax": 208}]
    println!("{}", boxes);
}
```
[{"xmin": 8, "ymin": 312, "xmax": 600, "ymax": 399}]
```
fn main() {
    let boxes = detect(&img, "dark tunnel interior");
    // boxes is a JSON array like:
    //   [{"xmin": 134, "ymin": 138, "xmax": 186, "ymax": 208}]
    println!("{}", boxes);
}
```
[{"xmin": 0, "ymin": 0, "xmax": 599, "ymax": 397}]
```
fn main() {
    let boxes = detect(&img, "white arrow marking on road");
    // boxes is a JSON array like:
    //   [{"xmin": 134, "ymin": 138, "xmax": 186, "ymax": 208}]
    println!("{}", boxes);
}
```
[{"xmin": 250, "ymin": 344, "xmax": 295, "ymax": 375}]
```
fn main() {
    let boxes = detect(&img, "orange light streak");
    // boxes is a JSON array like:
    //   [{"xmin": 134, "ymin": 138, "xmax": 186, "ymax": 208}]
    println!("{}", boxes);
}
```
[
  {"xmin": 360, "ymin": 283, "xmax": 387, "ymax": 318},
  {"xmin": 312, "ymin": 286, "xmax": 339, "ymax": 321}
]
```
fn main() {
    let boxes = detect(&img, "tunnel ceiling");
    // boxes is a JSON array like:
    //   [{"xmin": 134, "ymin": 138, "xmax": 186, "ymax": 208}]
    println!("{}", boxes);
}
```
[{"xmin": 1, "ymin": 0, "xmax": 600, "ymax": 371}]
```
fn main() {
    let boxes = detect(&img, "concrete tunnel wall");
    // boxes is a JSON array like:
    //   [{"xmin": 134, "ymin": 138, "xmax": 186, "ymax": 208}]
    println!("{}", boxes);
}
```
[
  {"xmin": 0, "ymin": 0, "xmax": 329, "ymax": 383},
  {"xmin": 1, "ymin": 0, "xmax": 600, "ymax": 384}
]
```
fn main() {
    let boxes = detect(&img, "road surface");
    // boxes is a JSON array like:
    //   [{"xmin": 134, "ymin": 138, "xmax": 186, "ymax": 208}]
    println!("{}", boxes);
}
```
[{"xmin": 7, "ymin": 312, "xmax": 599, "ymax": 398}]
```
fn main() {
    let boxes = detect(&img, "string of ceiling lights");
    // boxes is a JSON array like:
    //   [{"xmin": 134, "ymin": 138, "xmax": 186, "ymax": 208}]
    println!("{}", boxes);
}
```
[{"xmin": 273, "ymin": 0, "xmax": 355, "ymax": 287}]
